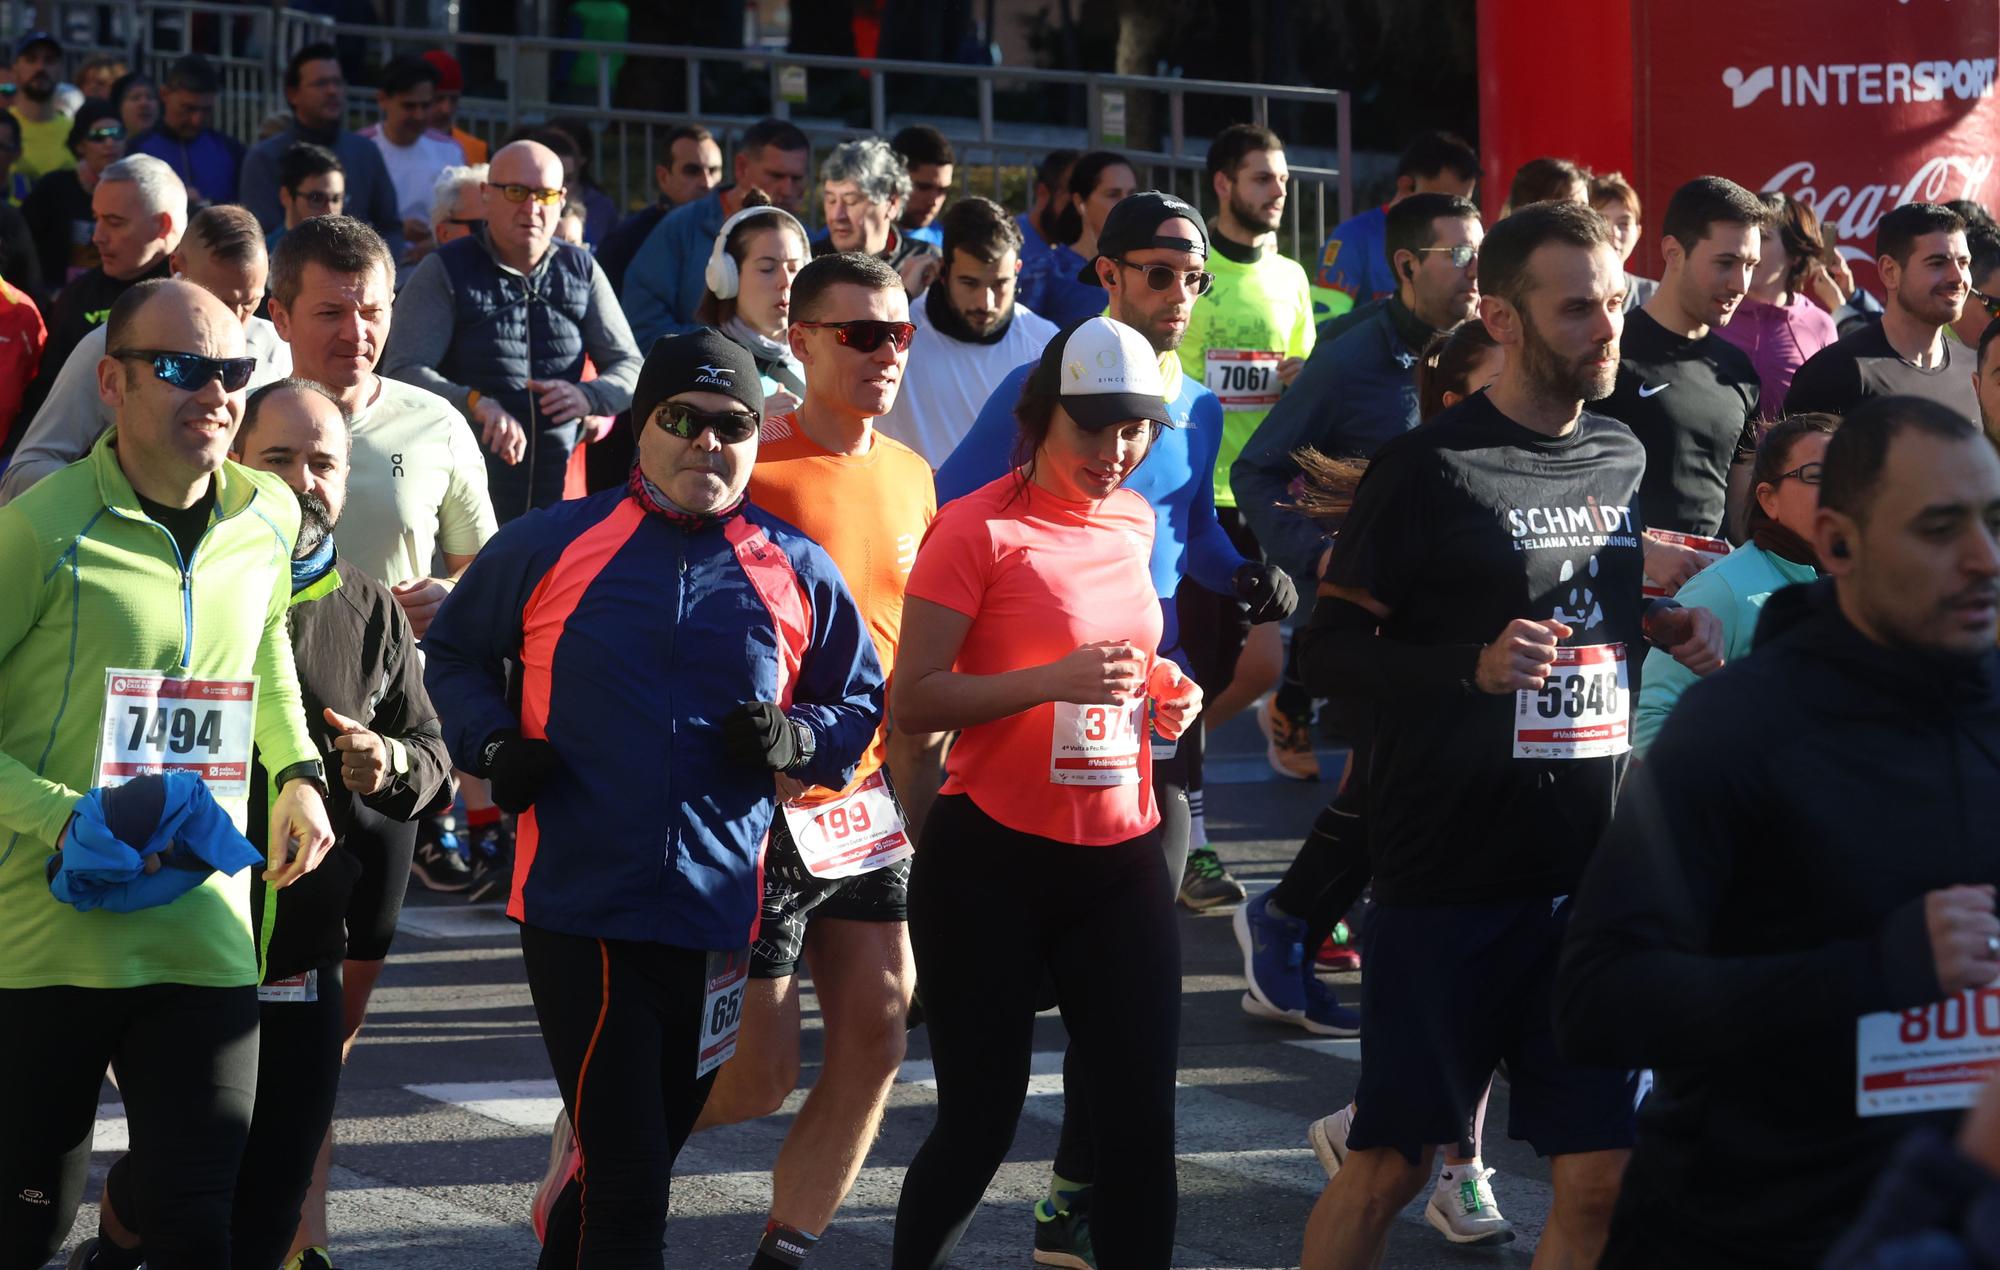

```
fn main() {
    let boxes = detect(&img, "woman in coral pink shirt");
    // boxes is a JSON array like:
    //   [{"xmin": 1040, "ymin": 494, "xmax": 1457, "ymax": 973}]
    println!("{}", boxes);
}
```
[{"xmin": 889, "ymin": 317, "xmax": 1200, "ymax": 1268}]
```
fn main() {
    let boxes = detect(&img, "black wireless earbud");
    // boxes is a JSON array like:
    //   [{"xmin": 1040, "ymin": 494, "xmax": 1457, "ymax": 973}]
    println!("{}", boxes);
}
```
[{"xmin": 1830, "ymin": 540, "xmax": 1850, "ymax": 560}]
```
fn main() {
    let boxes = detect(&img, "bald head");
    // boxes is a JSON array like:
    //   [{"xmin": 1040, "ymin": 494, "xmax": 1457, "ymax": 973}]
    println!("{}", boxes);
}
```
[
  {"xmin": 98, "ymin": 278, "xmax": 252, "ymax": 507},
  {"xmin": 483, "ymin": 140, "xmax": 567, "ymax": 266}
]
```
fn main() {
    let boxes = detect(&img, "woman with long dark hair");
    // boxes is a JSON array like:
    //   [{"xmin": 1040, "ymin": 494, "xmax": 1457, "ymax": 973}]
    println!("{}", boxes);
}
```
[
  {"xmin": 1718, "ymin": 193, "xmax": 1841, "ymax": 418},
  {"xmin": 891, "ymin": 316, "xmax": 1199, "ymax": 1269}
]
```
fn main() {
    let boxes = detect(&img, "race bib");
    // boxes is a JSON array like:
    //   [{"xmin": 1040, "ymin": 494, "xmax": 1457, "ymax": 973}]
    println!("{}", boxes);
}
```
[
  {"xmin": 697, "ymin": 948, "xmax": 750, "ymax": 1078},
  {"xmin": 1857, "ymin": 987, "xmax": 2000, "ymax": 1117},
  {"xmin": 1050, "ymin": 700, "xmax": 1144, "ymax": 786},
  {"xmin": 97, "ymin": 670, "xmax": 258, "ymax": 821},
  {"xmin": 1204, "ymin": 349, "xmax": 1282, "ymax": 411},
  {"xmin": 781, "ymin": 771, "xmax": 912, "ymax": 880},
  {"xmin": 1513, "ymin": 644, "xmax": 1630, "ymax": 760},
  {"xmin": 1642, "ymin": 530, "xmax": 1731, "ymax": 597},
  {"xmin": 257, "ymin": 969, "xmax": 319, "ymax": 1004}
]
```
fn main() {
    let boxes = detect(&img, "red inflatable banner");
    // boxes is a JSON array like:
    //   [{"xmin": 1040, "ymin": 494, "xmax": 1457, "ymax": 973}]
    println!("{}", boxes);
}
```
[{"xmin": 1480, "ymin": 0, "xmax": 2000, "ymax": 289}]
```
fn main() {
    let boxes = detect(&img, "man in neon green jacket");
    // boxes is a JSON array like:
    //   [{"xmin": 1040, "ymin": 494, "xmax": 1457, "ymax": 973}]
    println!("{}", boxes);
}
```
[{"xmin": 0, "ymin": 277, "xmax": 334, "ymax": 1269}]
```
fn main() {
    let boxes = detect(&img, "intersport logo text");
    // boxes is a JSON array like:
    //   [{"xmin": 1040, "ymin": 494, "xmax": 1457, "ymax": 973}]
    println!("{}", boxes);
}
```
[
  {"xmin": 1760, "ymin": 155, "xmax": 1997, "ymax": 247},
  {"xmin": 1722, "ymin": 59, "xmax": 1997, "ymax": 109}
]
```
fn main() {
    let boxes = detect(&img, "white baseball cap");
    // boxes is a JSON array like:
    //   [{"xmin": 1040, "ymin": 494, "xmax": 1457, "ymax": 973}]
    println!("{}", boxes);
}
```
[{"xmin": 1026, "ymin": 316, "xmax": 1173, "ymax": 430}]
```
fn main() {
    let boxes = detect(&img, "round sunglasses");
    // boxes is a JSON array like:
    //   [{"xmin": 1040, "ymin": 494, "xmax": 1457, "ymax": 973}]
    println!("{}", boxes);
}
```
[{"xmin": 1111, "ymin": 259, "xmax": 1214, "ymax": 295}]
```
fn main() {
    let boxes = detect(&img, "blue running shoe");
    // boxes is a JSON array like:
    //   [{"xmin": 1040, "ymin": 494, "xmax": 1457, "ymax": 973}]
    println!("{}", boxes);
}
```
[
  {"xmin": 1300, "ymin": 973, "xmax": 1362, "ymax": 1037},
  {"xmin": 1233, "ymin": 890, "xmax": 1307, "ymax": 1017}
]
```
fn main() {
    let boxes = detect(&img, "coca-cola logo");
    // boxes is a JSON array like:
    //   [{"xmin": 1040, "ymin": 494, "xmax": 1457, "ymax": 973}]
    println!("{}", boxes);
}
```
[{"xmin": 1758, "ymin": 154, "xmax": 1997, "ymax": 253}]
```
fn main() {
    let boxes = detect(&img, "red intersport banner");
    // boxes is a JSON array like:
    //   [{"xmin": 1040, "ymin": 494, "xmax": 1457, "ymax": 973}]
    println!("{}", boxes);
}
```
[
  {"xmin": 1480, "ymin": 0, "xmax": 2000, "ymax": 291},
  {"xmin": 1633, "ymin": 0, "xmax": 2000, "ymax": 286}
]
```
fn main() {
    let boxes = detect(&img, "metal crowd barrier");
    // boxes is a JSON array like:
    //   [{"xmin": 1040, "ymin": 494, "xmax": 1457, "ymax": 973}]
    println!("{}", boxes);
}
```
[{"xmin": 6, "ymin": 0, "xmax": 1352, "ymax": 258}]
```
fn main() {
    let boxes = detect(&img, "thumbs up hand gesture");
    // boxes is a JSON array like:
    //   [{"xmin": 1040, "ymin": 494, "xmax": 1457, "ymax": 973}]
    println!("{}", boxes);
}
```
[{"xmin": 324, "ymin": 707, "xmax": 390, "ymax": 796}]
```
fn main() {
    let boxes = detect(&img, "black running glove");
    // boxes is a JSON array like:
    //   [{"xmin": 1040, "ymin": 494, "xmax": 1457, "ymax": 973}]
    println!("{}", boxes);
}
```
[
  {"xmin": 721, "ymin": 702, "xmax": 813, "ymax": 773},
  {"xmin": 1233, "ymin": 561, "xmax": 1299, "ymax": 624},
  {"xmin": 480, "ymin": 730, "xmax": 559, "ymax": 813}
]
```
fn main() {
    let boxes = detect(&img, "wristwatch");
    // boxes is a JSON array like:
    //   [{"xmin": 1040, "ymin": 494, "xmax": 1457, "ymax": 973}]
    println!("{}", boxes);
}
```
[
  {"xmin": 273, "ymin": 759, "xmax": 330, "ymax": 798},
  {"xmin": 784, "ymin": 719, "xmax": 815, "ymax": 773}
]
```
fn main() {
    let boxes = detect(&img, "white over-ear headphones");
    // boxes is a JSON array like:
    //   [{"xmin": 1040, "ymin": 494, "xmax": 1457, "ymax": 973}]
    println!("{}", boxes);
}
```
[{"xmin": 705, "ymin": 203, "xmax": 812, "ymax": 300}]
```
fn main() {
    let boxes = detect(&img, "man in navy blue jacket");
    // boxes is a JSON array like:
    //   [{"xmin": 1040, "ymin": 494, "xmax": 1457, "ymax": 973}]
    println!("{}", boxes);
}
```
[{"xmin": 422, "ymin": 329, "xmax": 883, "ymax": 1261}]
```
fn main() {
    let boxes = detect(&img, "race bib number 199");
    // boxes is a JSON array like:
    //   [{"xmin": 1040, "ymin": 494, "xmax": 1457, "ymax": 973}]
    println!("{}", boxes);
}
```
[
  {"xmin": 781, "ymin": 771, "xmax": 912, "ymax": 880},
  {"xmin": 1512, "ymin": 644, "xmax": 1630, "ymax": 760},
  {"xmin": 97, "ymin": 669, "xmax": 257, "ymax": 817}
]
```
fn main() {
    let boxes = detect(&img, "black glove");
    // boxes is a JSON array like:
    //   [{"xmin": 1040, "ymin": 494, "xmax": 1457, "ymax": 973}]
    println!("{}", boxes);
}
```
[
  {"xmin": 480, "ymin": 730, "xmax": 559, "ymax": 814},
  {"xmin": 721, "ymin": 701, "xmax": 812, "ymax": 772},
  {"xmin": 1233, "ymin": 561, "xmax": 1299, "ymax": 624}
]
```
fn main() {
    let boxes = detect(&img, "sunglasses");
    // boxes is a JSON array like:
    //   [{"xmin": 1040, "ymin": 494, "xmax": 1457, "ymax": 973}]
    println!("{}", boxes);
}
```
[
  {"xmin": 795, "ymin": 319, "xmax": 917, "ymax": 353},
  {"xmin": 490, "ymin": 182, "xmax": 565, "ymax": 206},
  {"xmin": 651, "ymin": 402, "xmax": 760, "ymax": 444},
  {"xmin": 1112, "ymin": 259, "xmax": 1214, "ymax": 295},
  {"xmin": 1415, "ymin": 244, "xmax": 1479, "ymax": 268},
  {"xmin": 85, "ymin": 125, "xmax": 124, "ymax": 142},
  {"xmin": 1972, "ymin": 289, "xmax": 2000, "ymax": 321},
  {"xmin": 1774, "ymin": 461, "xmax": 1823, "ymax": 486},
  {"xmin": 113, "ymin": 348, "xmax": 257, "ymax": 393}
]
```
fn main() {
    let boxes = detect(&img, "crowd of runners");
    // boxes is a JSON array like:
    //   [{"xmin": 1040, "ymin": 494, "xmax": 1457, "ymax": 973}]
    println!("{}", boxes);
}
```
[{"xmin": 5, "ymin": 24, "xmax": 2000, "ymax": 1270}]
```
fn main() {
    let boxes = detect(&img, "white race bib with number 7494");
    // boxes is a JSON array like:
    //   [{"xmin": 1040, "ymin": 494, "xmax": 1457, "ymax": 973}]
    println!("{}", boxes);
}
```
[{"xmin": 97, "ymin": 669, "xmax": 258, "ymax": 819}]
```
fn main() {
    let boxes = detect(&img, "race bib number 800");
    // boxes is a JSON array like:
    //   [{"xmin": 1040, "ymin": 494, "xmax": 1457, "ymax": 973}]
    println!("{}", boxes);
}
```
[{"xmin": 1857, "ymin": 987, "xmax": 2000, "ymax": 1116}]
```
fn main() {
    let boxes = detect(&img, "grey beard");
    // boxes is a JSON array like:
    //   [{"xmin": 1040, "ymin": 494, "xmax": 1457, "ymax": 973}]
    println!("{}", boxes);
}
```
[{"xmin": 294, "ymin": 490, "xmax": 337, "ymax": 560}]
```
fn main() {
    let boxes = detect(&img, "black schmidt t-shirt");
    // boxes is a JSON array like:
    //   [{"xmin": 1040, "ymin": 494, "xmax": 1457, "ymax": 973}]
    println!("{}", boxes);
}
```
[
  {"xmin": 1783, "ymin": 321, "xmax": 1980, "ymax": 421},
  {"xmin": 1595, "ymin": 309, "xmax": 1760, "ymax": 537},
  {"xmin": 1327, "ymin": 391, "xmax": 1649, "ymax": 905}
]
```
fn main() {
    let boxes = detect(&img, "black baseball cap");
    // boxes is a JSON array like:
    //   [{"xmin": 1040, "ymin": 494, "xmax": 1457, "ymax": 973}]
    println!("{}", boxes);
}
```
[
  {"xmin": 1076, "ymin": 190, "xmax": 1208, "ymax": 286},
  {"xmin": 1024, "ymin": 316, "xmax": 1173, "ymax": 431}
]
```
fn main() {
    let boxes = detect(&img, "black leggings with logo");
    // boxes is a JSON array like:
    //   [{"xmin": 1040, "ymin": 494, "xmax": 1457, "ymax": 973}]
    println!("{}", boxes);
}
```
[
  {"xmin": 0, "ymin": 983, "xmax": 259, "ymax": 1270},
  {"xmin": 893, "ymin": 794, "xmax": 1180, "ymax": 1270}
]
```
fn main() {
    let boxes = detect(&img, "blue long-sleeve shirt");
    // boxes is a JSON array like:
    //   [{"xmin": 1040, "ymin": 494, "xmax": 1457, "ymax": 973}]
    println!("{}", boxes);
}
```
[
  {"xmin": 422, "ymin": 487, "xmax": 884, "ymax": 950},
  {"xmin": 935, "ymin": 353, "xmax": 1245, "ymax": 667},
  {"xmin": 240, "ymin": 119, "xmax": 405, "ymax": 264},
  {"xmin": 621, "ymin": 186, "xmax": 728, "ymax": 347},
  {"xmin": 1229, "ymin": 296, "xmax": 1429, "ymax": 587},
  {"xmin": 129, "ymin": 127, "xmax": 244, "ymax": 206}
]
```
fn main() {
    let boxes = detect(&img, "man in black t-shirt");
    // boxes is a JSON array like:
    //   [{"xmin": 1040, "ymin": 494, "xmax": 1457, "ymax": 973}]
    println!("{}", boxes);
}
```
[
  {"xmin": 1786, "ymin": 202, "xmax": 1978, "ymax": 422},
  {"xmin": 1295, "ymin": 201, "xmax": 1724, "ymax": 1269},
  {"xmin": 1595, "ymin": 177, "xmax": 1763, "ymax": 546}
]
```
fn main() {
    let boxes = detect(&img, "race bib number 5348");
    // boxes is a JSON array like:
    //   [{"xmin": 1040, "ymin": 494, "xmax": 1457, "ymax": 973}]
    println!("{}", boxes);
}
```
[{"xmin": 1512, "ymin": 645, "xmax": 1630, "ymax": 760}]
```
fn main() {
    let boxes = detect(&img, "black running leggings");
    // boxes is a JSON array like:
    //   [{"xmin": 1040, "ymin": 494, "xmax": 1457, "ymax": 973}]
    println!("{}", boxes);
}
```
[
  {"xmin": 1271, "ymin": 732, "xmax": 1374, "ymax": 957},
  {"xmin": 520, "ymin": 923, "xmax": 717, "ymax": 1269},
  {"xmin": 99, "ymin": 963, "xmax": 348, "ymax": 1270},
  {"xmin": 1052, "ymin": 737, "xmax": 1193, "ymax": 1189},
  {"xmin": 893, "ymin": 794, "xmax": 1180, "ymax": 1270},
  {"xmin": 0, "ymin": 983, "xmax": 259, "ymax": 1270}
]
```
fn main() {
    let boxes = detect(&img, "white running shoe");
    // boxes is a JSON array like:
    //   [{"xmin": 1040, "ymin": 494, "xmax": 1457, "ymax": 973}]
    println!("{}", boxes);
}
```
[
  {"xmin": 1425, "ymin": 1162, "xmax": 1514, "ymax": 1246},
  {"xmin": 532, "ymin": 1110, "xmax": 578, "ymax": 1245},
  {"xmin": 1306, "ymin": 1104, "xmax": 1354, "ymax": 1179}
]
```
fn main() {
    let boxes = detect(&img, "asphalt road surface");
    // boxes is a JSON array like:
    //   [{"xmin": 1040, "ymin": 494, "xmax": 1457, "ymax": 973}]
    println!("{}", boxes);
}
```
[{"xmin": 55, "ymin": 713, "xmax": 1559, "ymax": 1268}]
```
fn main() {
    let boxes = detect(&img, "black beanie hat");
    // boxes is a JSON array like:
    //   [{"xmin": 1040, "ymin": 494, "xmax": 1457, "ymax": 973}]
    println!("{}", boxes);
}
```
[{"xmin": 631, "ymin": 329, "xmax": 765, "ymax": 436}]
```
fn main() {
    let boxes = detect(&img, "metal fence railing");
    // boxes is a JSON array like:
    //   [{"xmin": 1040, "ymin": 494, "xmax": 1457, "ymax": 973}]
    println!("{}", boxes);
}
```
[{"xmin": 5, "ymin": 0, "xmax": 1352, "ymax": 259}]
